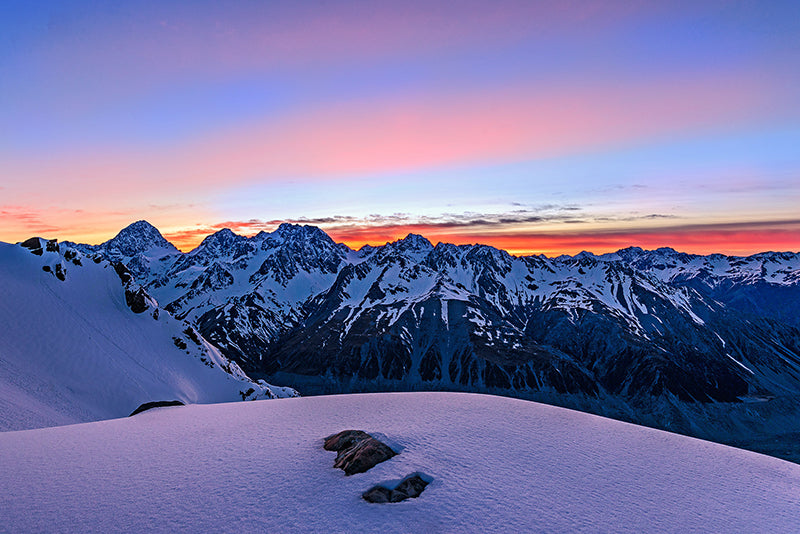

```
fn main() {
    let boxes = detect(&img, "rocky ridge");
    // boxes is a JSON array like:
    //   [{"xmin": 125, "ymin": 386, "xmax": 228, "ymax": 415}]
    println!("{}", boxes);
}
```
[{"xmin": 64, "ymin": 221, "xmax": 800, "ymax": 455}]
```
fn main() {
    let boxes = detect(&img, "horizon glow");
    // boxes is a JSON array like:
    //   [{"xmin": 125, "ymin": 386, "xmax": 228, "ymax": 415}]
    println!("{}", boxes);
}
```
[{"xmin": 1, "ymin": 1, "xmax": 799, "ymax": 256}]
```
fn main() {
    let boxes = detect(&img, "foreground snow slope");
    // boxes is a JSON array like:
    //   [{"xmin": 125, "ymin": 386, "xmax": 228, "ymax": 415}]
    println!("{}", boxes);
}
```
[
  {"xmin": 1, "ymin": 393, "xmax": 797, "ymax": 533},
  {"xmin": 0, "ymin": 241, "xmax": 293, "ymax": 431}
]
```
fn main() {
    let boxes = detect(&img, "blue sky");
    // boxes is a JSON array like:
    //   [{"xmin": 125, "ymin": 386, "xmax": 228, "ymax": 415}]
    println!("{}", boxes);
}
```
[{"xmin": 1, "ymin": 0, "xmax": 799, "ymax": 254}]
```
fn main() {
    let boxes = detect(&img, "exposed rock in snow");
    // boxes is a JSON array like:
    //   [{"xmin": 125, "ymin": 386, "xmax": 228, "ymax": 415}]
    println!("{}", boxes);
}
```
[
  {"xmin": 20, "ymin": 237, "xmax": 45, "ymax": 255},
  {"xmin": 324, "ymin": 429, "xmax": 397, "ymax": 475},
  {"xmin": 362, "ymin": 473, "xmax": 430, "ymax": 503}
]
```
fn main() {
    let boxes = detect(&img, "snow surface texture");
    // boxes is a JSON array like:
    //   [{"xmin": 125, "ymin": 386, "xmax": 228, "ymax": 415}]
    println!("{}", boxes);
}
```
[
  {"xmin": 1, "ymin": 393, "xmax": 798, "ymax": 533},
  {"xmin": 0, "ymin": 241, "xmax": 295, "ymax": 431}
]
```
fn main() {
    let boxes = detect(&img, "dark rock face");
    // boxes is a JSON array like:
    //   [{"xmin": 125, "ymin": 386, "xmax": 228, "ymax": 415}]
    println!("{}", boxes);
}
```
[
  {"xmin": 110, "ymin": 260, "xmax": 153, "ymax": 313},
  {"xmin": 20, "ymin": 237, "xmax": 44, "ymax": 255},
  {"xmin": 363, "ymin": 474, "xmax": 430, "ymax": 503},
  {"xmin": 125, "ymin": 287, "xmax": 149, "ymax": 313},
  {"xmin": 324, "ymin": 430, "xmax": 397, "ymax": 475},
  {"xmin": 129, "ymin": 400, "xmax": 184, "ymax": 416},
  {"xmin": 112, "ymin": 261, "xmax": 133, "ymax": 284},
  {"xmin": 20, "ymin": 237, "xmax": 42, "ymax": 249}
]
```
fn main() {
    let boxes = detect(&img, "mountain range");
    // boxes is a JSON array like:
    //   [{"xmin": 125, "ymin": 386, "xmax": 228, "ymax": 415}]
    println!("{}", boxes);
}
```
[{"xmin": 8, "ymin": 220, "xmax": 799, "ymax": 458}]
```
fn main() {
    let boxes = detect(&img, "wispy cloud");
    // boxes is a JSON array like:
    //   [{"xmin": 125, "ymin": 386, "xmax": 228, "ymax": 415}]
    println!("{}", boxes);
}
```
[
  {"xmin": 4, "ymin": 202, "xmax": 798, "ymax": 257},
  {"xmin": 322, "ymin": 218, "xmax": 800, "ymax": 256},
  {"xmin": 221, "ymin": 214, "xmax": 800, "ymax": 256},
  {"xmin": 159, "ymin": 209, "xmax": 693, "ymax": 252},
  {"xmin": 0, "ymin": 207, "xmax": 61, "ymax": 235}
]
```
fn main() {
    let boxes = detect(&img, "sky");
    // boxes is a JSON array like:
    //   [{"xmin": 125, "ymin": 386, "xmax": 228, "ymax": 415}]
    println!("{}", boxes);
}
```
[{"xmin": 1, "ymin": 0, "xmax": 799, "ymax": 256}]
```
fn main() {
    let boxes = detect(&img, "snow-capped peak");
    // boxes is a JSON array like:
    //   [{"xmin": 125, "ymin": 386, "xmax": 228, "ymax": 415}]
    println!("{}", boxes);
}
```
[
  {"xmin": 193, "ymin": 228, "xmax": 245, "ymax": 256},
  {"xmin": 272, "ymin": 223, "xmax": 333, "ymax": 243},
  {"xmin": 391, "ymin": 233, "xmax": 434, "ymax": 251},
  {"xmin": 102, "ymin": 220, "xmax": 179, "ymax": 257}
]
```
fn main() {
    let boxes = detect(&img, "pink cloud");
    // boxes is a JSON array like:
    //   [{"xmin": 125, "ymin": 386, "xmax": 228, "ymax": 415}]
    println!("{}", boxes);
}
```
[
  {"xmin": 2, "ymin": 65, "xmax": 785, "ymax": 208},
  {"xmin": 159, "ymin": 216, "xmax": 800, "ymax": 256}
]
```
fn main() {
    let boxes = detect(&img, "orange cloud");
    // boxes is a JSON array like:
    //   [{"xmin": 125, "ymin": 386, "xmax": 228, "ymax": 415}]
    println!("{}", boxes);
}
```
[
  {"xmin": 155, "ymin": 217, "xmax": 800, "ymax": 257},
  {"xmin": 329, "ymin": 220, "xmax": 800, "ymax": 257}
]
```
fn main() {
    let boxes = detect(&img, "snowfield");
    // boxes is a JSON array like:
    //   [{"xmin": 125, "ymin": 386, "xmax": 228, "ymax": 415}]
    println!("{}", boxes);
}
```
[
  {"xmin": 0, "ymin": 241, "xmax": 294, "ymax": 431},
  {"xmin": 1, "ymin": 392, "xmax": 798, "ymax": 533}
]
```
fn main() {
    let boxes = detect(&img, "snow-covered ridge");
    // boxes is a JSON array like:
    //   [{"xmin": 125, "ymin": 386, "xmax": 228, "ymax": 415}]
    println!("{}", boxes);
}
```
[
  {"xmin": 594, "ymin": 246, "xmax": 800, "ymax": 287},
  {"xmin": 80, "ymin": 222, "xmax": 731, "ymax": 338},
  {"xmin": 51, "ymin": 221, "xmax": 800, "ymax": 415},
  {"xmin": 1, "ymin": 393, "xmax": 798, "ymax": 532},
  {"xmin": 0, "ymin": 238, "xmax": 296, "ymax": 431}
]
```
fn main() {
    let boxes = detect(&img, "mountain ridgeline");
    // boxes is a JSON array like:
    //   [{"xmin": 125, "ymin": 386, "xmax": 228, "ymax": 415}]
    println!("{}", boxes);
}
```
[{"xmin": 65, "ymin": 221, "xmax": 800, "ymax": 456}]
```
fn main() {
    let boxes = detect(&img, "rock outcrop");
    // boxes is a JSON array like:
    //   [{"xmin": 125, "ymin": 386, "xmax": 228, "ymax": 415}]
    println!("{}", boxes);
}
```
[
  {"xmin": 20, "ymin": 237, "xmax": 44, "ymax": 255},
  {"xmin": 323, "ymin": 430, "xmax": 396, "ymax": 475},
  {"xmin": 362, "ymin": 474, "xmax": 430, "ymax": 503}
]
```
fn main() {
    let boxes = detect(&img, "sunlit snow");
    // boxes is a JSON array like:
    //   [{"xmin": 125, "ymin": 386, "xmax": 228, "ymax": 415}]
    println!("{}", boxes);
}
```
[{"xmin": 1, "ymin": 393, "xmax": 797, "ymax": 533}]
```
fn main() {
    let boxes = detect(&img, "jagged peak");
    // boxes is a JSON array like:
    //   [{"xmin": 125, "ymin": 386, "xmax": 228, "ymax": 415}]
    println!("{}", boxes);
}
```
[
  {"xmin": 102, "ymin": 220, "xmax": 178, "ymax": 256},
  {"xmin": 598, "ymin": 246, "xmax": 644, "ymax": 262},
  {"xmin": 424, "ymin": 242, "xmax": 462, "ymax": 268},
  {"xmin": 391, "ymin": 233, "xmax": 434, "ymax": 251},
  {"xmin": 200, "ymin": 228, "xmax": 242, "ymax": 245},
  {"xmin": 193, "ymin": 228, "xmax": 245, "ymax": 255},
  {"xmin": 654, "ymin": 247, "xmax": 678, "ymax": 255},
  {"xmin": 124, "ymin": 220, "xmax": 156, "ymax": 231},
  {"xmin": 463, "ymin": 243, "xmax": 512, "ymax": 265},
  {"xmin": 273, "ymin": 223, "xmax": 332, "ymax": 242},
  {"xmin": 747, "ymin": 250, "xmax": 799, "ymax": 260},
  {"xmin": 275, "ymin": 222, "xmax": 308, "ymax": 233},
  {"xmin": 432, "ymin": 241, "xmax": 461, "ymax": 252}
]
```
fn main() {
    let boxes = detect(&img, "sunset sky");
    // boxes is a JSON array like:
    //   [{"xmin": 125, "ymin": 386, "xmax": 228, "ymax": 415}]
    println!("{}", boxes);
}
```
[{"xmin": 2, "ymin": 0, "xmax": 799, "ymax": 256}]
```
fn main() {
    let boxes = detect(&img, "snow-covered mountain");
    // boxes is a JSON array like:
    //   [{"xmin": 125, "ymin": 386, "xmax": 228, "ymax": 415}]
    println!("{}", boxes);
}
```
[
  {"xmin": 62, "ymin": 221, "xmax": 800, "ymax": 456},
  {"xmin": 0, "ymin": 237, "xmax": 296, "ymax": 431},
  {"xmin": 598, "ymin": 246, "xmax": 800, "ymax": 327},
  {"xmin": 66, "ymin": 219, "xmax": 180, "ymax": 282},
  {"xmin": 1, "ymin": 393, "xmax": 798, "ymax": 532},
  {"xmin": 73, "ymin": 222, "xmax": 348, "ymax": 371}
]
